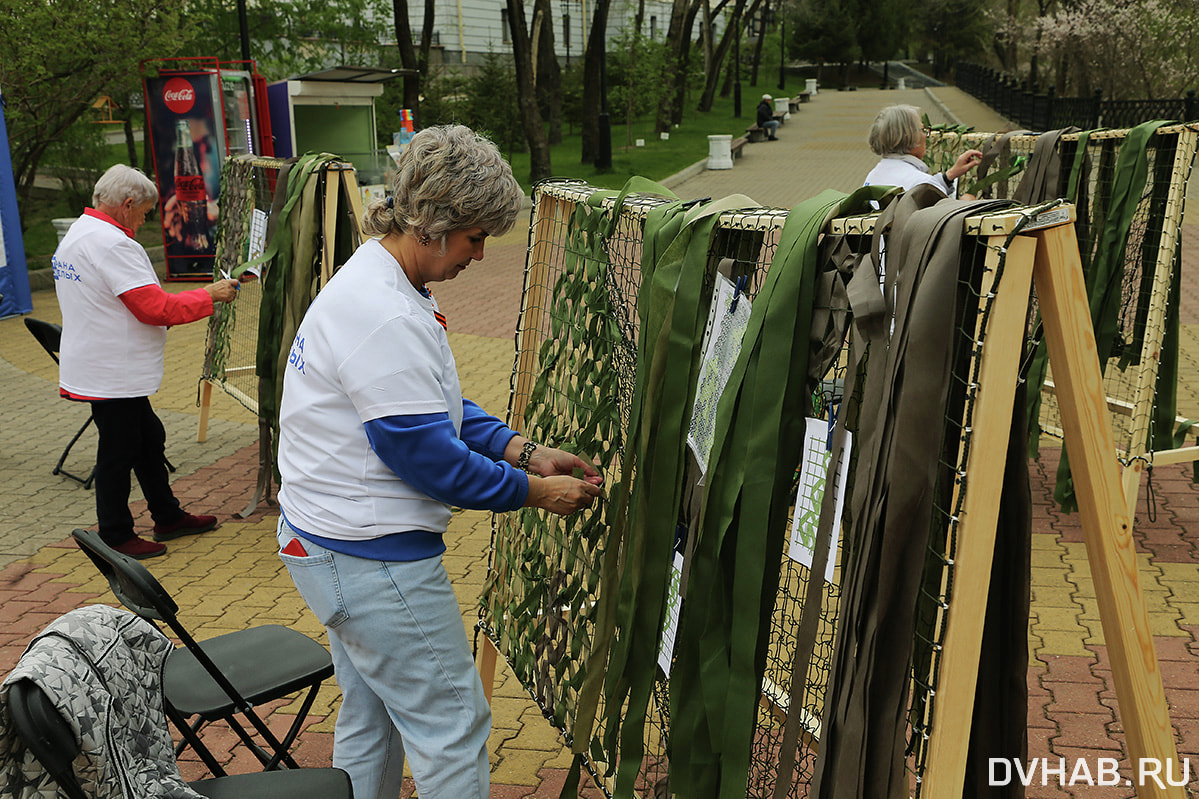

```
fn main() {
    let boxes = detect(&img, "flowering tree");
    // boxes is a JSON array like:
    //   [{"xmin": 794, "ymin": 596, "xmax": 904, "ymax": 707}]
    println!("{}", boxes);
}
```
[{"xmin": 993, "ymin": 0, "xmax": 1198, "ymax": 99}]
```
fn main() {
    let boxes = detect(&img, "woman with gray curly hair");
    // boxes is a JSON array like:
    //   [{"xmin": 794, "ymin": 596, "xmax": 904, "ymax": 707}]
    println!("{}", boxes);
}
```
[
  {"xmin": 863, "ymin": 104, "xmax": 983, "ymax": 199},
  {"xmin": 275, "ymin": 125, "xmax": 602, "ymax": 799}
]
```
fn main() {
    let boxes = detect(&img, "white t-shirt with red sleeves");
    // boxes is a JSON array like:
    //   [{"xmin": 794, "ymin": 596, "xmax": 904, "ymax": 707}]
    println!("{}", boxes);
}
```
[
  {"xmin": 277, "ymin": 239, "xmax": 465, "ymax": 541},
  {"xmin": 53, "ymin": 211, "xmax": 167, "ymax": 399}
]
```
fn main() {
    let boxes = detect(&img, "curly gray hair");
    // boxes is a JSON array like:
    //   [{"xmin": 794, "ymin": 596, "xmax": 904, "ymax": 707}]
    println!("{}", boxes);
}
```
[
  {"xmin": 868, "ymin": 104, "xmax": 924, "ymax": 157},
  {"xmin": 362, "ymin": 125, "xmax": 523, "ymax": 241},
  {"xmin": 92, "ymin": 164, "xmax": 159, "ymax": 208}
]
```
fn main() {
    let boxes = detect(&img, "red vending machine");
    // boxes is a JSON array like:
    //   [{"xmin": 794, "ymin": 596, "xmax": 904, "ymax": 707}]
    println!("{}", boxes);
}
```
[{"xmin": 142, "ymin": 58, "xmax": 271, "ymax": 280}]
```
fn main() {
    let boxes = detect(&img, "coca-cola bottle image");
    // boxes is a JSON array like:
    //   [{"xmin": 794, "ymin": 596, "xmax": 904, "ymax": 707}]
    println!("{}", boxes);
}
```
[{"xmin": 172, "ymin": 119, "xmax": 209, "ymax": 251}]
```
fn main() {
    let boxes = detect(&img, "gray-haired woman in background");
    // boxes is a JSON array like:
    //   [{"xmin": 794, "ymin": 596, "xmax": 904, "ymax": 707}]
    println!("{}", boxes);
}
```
[
  {"xmin": 53, "ymin": 164, "xmax": 238, "ymax": 560},
  {"xmin": 863, "ymin": 104, "xmax": 983, "ymax": 198},
  {"xmin": 275, "ymin": 125, "xmax": 602, "ymax": 799}
]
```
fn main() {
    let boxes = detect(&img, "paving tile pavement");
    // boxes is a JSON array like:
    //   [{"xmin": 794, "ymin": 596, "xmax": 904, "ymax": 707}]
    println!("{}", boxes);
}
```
[{"xmin": 1, "ymin": 86, "xmax": 1198, "ymax": 796}]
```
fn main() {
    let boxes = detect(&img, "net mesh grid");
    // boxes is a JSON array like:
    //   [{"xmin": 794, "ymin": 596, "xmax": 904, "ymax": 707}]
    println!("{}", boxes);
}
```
[
  {"xmin": 202, "ymin": 155, "xmax": 286, "ymax": 414},
  {"xmin": 928, "ymin": 125, "xmax": 1197, "ymax": 463},
  {"xmin": 480, "ymin": 179, "xmax": 1032, "ymax": 798}
]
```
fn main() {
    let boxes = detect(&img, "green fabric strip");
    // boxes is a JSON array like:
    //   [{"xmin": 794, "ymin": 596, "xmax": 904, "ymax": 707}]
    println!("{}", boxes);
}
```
[{"xmin": 604, "ymin": 192, "xmax": 756, "ymax": 797}]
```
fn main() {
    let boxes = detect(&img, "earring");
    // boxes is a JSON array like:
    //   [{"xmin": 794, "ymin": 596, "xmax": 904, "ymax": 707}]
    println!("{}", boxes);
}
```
[{"xmin": 417, "ymin": 232, "xmax": 431, "ymax": 246}]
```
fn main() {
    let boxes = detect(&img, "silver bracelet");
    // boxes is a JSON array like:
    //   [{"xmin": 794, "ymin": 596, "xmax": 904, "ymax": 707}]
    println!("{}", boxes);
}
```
[{"xmin": 516, "ymin": 441, "xmax": 538, "ymax": 471}]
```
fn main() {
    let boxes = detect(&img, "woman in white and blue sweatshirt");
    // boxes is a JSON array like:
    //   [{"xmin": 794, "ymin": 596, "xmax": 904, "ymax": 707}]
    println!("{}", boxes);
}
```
[{"xmin": 275, "ymin": 125, "xmax": 603, "ymax": 799}]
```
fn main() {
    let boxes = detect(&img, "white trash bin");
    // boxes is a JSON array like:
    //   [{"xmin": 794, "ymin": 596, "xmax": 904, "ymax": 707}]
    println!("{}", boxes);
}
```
[
  {"xmin": 774, "ymin": 96, "xmax": 791, "ymax": 122},
  {"xmin": 805, "ymin": 78, "xmax": 818, "ymax": 96},
  {"xmin": 707, "ymin": 134, "xmax": 734, "ymax": 170},
  {"xmin": 52, "ymin": 218, "xmax": 78, "ymax": 245},
  {"xmin": 897, "ymin": 77, "xmax": 907, "ymax": 90}
]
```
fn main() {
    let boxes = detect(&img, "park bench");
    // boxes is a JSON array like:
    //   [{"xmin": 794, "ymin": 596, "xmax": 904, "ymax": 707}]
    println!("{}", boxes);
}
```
[
  {"xmin": 730, "ymin": 136, "xmax": 749, "ymax": 159},
  {"xmin": 745, "ymin": 125, "xmax": 768, "ymax": 143},
  {"xmin": 789, "ymin": 92, "xmax": 811, "ymax": 112}
]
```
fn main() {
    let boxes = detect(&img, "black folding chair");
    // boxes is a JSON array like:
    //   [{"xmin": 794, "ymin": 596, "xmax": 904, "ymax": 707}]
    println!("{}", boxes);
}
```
[
  {"xmin": 71, "ymin": 527, "xmax": 336, "ymax": 775},
  {"xmin": 23, "ymin": 318, "xmax": 96, "ymax": 488},
  {"xmin": 7, "ymin": 678, "xmax": 352, "ymax": 799}
]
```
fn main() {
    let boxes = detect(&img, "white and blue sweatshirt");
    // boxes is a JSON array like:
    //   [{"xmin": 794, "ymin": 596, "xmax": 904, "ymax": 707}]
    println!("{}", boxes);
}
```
[{"xmin": 276, "ymin": 239, "xmax": 528, "ymax": 561}]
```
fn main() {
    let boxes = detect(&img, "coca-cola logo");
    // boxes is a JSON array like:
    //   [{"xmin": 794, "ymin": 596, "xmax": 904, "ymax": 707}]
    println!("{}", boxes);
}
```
[{"xmin": 162, "ymin": 77, "xmax": 195, "ymax": 114}]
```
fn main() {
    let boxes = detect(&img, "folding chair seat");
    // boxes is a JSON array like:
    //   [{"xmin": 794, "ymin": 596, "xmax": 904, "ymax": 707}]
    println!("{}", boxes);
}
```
[
  {"xmin": 23, "ymin": 318, "xmax": 96, "ymax": 488},
  {"xmin": 71, "ymin": 528, "xmax": 335, "ymax": 775},
  {"xmin": 6, "ymin": 667, "xmax": 351, "ymax": 798}
]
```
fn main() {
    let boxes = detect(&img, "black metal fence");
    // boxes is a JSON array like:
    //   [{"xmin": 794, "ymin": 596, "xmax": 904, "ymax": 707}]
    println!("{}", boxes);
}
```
[{"xmin": 955, "ymin": 62, "xmax": 1198, "ymax": 131}]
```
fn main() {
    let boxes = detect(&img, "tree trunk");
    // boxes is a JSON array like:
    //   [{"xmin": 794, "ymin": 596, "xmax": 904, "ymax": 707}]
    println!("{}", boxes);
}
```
[
  {"xmin": 534, "ymin": 0, "xmax": 564, "ymax": 144},
  {"xmin": 653, "ymin": 0, "xmax": 691, "ymax": 134},
  {"xmin": 506, "ymin": 0, "xmax": 552, "ymax": 180},
  {"xmin": 750, "ymin": 0, "xmax": 767, "ymax": 86},
  {"xmin": 419, "ymin": 0, "xmax": 436, "ymax": 120},
  {"xmin": 698, "ymin": 0, "xmax": 746, "ymax": 112},
  {"xmin": 392, "ymin": 0, "xmax": 422, "ymax": 123},
  {"xmin": 580, "ymin": 0, "xmax": 612, "ymax": 163},
  {"xmin": 670, "ymin": 0, "xmax": 705, "ymax": 125},
  {"xmin": 720, "ymin": 37, "xmax": 735, "ymax": 98},
  {"xmin": 123, "ymin": 116, "xmax": 138, "ymax": 167},
  {"xmin": 700, "ymin": 0, "xmax": 715, "ymax": 79}
]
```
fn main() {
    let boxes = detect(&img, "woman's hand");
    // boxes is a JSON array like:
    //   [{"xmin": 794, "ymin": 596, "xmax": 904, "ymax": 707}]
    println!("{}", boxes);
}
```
[
  {"xmin": 204, "ymin": 279, "xmax": 240, "ymax": 304},
  {"xmin": 528, "ymin": 446, "xmax": 603, "ymax": 485},
  {"xmin": 947, "ymin": 149, "xmax": 984, "ymax": 181},
  {"xmin": 504, "ymin": 438, "xmax": 604, "ymax": 485},
  {"xmin": 525, "ymin": 475, "xmax": 602, "ymax": 516}
]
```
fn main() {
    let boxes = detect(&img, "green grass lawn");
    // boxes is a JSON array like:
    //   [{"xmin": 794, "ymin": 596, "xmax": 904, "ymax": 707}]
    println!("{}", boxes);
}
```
[
  {"xmin": 505, "ymin": 84, "xmax": 780, "ymax": 191},
  {"xmin": 20, "ymin": 187, "xmax": 163, "ymax": 270}
]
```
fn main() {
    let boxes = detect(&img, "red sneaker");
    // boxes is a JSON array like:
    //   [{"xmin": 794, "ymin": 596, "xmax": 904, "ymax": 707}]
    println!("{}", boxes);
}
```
[
  {"xmin": 112, "ymin": 536, "xmax": 167, "ymax": 560},
  {"xmin": 153, "ymin": 513, "xmax": 218, "ymax": 542}
]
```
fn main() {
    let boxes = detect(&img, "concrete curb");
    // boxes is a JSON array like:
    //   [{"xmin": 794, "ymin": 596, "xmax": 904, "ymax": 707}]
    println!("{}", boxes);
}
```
[
  {"xmin": 661, "ymin": 156, "xmax": 710, "ymax": 190},
  {"xmin": 924, "ymin": 87, "xmax": 962, "ymax": 127}
]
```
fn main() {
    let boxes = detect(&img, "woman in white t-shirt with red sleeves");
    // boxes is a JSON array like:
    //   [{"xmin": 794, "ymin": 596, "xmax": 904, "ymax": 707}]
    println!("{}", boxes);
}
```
[
  {"xmin": 274, "ymin": 125, "xmax": 603, "ymax": 799},
  {"xmin": 53, "ymin": 164, "xmax": 239, "ymax": 560}
]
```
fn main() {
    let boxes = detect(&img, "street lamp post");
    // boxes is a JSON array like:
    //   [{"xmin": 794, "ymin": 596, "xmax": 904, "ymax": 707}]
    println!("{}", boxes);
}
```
[{"xmin": 237, "ymin": 0, "xmax": 252, "ymax": 62}]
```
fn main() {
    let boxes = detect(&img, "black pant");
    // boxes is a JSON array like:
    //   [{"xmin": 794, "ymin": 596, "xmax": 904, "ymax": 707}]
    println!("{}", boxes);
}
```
[{"xmin": 90, "ymin": 397, "xmax": 182, "ymax": 546}]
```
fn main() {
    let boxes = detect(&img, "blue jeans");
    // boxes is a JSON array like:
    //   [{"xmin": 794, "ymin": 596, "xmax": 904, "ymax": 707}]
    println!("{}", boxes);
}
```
[
  {"xmin": 276, "ymin": 520, "xmax": 490, "ymax": 799},
  {"xmin": 763, "ymin": 119, "xmax": 780, "ymax": 138}
]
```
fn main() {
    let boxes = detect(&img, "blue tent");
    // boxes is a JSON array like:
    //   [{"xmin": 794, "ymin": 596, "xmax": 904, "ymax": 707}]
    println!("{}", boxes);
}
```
[{"xmin": 0, "ymin": 85, "xmax": 33, "ymax": 318}]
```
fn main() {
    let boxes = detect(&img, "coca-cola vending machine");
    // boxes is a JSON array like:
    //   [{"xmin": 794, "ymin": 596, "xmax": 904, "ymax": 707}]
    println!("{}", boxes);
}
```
[{"xmin": 143, "ymin": 58, "xmax": 266, "ymax": 280}]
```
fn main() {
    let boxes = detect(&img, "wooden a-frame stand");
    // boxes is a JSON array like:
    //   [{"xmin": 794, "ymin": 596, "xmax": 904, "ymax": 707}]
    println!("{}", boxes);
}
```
[{"xmin": 916, "ymin": 206, "xmax": 1185, "ymax": 798}]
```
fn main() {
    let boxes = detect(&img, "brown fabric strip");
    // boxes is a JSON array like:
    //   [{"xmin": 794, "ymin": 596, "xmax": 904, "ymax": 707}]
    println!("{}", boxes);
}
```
[
  {"xmin": 771, "ymin": 424, "xmax": 849, "ymax": 799},
  {"xmin": 1013, "ymin": 128, "xmax": 1080, "ymax": 206}
]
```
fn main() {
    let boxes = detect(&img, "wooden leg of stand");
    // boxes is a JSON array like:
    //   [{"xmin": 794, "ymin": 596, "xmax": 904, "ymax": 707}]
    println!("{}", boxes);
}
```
[
  {"xmin": 197, "ymin": 380, "xmax": 213, "ymax": 443},
  {"xmin": 1033, "ymin": 223, "xmax": 1184, "ymax": 799},
  {"xmin": 921, "ymin": 235, "xmax": 1036, "ymax": 797}
]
